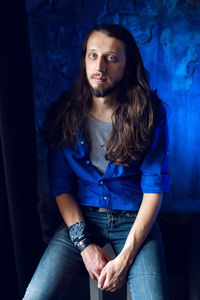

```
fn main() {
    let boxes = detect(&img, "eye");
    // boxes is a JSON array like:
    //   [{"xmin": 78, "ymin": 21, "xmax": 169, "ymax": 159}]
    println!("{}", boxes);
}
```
[
  {"xmin": 88, "ymin": 53, "xmax": 97, "ymax": 59},
  {"xmin": 107, "ymin": 55, "xmax": 118, "ymax": 62}
]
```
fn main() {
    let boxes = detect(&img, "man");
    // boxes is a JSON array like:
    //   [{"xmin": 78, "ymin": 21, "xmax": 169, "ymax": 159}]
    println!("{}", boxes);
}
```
[{"xmin": 24, "ymin": 24, "xmax": 169, "ymax": 299}]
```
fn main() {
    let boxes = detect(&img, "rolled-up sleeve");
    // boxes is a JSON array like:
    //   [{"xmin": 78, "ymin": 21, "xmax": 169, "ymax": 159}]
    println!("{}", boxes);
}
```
[
  {"xmin": 140, "ymin": 117, "xmax": 169, "ymax": 193},
  {"xmin": 48, "ymin": 148, "xmax": 77, "ymax": 197}
]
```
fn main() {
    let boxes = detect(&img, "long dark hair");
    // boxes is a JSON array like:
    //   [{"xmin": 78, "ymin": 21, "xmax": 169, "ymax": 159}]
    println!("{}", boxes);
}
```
[{"xmin": 43, "ymin": 24, "xmax": 165, "ymax": 165}]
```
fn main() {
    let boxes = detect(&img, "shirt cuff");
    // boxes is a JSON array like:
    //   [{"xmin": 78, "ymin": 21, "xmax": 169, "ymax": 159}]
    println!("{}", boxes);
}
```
[{"xmin": 140, "ymin": 174, "xmax": 169, "ymax": 193}]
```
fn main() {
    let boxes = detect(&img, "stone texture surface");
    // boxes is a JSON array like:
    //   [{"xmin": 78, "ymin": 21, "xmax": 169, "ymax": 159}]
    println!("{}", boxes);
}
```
[{"xmin": 26, "ymin": 0, "xmax": 200, "ymax": 238}]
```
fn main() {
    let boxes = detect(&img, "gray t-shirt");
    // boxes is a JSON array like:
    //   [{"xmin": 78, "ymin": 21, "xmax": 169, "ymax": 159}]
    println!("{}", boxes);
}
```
[{"xmin": 86, "ymin": 114, "xmax": 112, "ymax": 175}]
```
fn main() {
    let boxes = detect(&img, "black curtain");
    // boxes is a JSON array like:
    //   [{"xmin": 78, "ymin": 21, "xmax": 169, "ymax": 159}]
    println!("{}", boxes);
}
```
[{"xmin": 0, "ymin": 1, "xmax": 43, "ymax": 299}]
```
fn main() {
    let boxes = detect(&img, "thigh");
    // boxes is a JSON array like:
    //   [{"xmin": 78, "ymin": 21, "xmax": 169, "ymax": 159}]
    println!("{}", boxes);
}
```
[
  {"xmin": 23, "ymin": 224, "xmax": 86, "ymax": 300},
  {"xmin": 127, "ymin": 223, "xmax": 168, "ymax": 300}
]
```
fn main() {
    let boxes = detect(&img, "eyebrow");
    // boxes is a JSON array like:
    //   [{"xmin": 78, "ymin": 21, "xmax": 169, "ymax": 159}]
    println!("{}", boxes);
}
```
[{"xmin": 87, "ymin": 48, "xmax": 119, "ymax": 55}]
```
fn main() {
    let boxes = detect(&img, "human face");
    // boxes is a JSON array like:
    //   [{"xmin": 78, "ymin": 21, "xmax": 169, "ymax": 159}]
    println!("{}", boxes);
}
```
[{"xmin": 85, "ymin": 31, "xmax": 126, "ymax": 98}]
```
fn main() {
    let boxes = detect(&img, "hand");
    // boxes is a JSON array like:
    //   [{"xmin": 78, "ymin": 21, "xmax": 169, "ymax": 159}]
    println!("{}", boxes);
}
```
[
  {"xmin": 81, "ymin": 244, "xmax": 110, "ymax": 280},
  {"xmin": 98, "ymin": 256, "xmax": 128, "ymax": 292}
]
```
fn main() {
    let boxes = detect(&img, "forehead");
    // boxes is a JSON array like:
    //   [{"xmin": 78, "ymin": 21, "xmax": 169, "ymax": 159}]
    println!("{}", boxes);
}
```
[{"xmin": 86, "ymin": 31, "xmax": 125, "ymax": 56}]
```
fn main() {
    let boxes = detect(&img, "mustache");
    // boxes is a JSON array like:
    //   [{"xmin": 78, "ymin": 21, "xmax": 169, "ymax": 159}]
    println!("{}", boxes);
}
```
[{"xmin": 91, "ymin": 72, "xmax": 106, "ymax": 79}]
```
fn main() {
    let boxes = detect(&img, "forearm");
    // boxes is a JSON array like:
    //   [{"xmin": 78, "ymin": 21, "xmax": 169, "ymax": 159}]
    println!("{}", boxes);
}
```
[
  {"xmin": 56, "ymin": 193, "xmax": 110, "ymax": 280},
  {"xmin": 119, "ymin": 193, "xmax": 162, "ymax": 267},
  {"xmin": 56, "ymin": 193, "xmax": 84, "ymax": 227},
  {"xmin": 97, "ymin": 194, "xmax": 162, "ymax": 291}
]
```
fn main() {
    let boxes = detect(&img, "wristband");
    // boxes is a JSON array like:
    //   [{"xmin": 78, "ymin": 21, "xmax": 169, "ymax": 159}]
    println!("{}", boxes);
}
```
[
  {"xmin": 77, "ymin": 238, "xmax": 92, "ymax": 252},
  {"xmin": 68, "ymin": 221, "xmax": 91, "ymax": 247}
]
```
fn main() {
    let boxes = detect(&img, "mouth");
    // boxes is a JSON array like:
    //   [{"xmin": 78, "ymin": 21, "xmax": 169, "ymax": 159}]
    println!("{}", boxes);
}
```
[
  {"xmin": 92, "ymin": 75, "xmax": 107, "ymax": 83},
  {"xmin": 93, "ymin": 77, "xmax": 106, "ymax": 83}
]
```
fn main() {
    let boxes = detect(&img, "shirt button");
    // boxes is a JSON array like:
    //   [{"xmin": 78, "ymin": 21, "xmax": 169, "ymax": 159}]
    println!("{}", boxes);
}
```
[
  {"xmin": 86, "ymin": 160, "xmax": 90, "ymax": 164},
  {"xmin": 80, "ymin": 141, "xmax": 84, "ymax": 144},
  {"xmin": 104, "ymin": 196, "xmax": 108, "ymax": 200},
  {"xmin": 99, "ymin": 180, "xmax": 104, "ymax": 185}
]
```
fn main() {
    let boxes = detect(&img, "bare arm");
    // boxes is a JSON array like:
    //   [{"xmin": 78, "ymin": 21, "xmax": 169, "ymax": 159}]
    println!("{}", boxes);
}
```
[
  {"xmin": 56, "ymin": 193, "xmax": 110, "ymax": 280},
  {"xmin": 56, "ymin": 193, "xmax": 84, "ymax": 226},
  {"xmin": 98, "ymin": 193, "xmax": 162, "ymax": 291}
]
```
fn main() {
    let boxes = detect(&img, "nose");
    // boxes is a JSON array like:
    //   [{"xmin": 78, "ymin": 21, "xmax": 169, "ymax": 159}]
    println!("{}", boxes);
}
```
[{"xmin": 95, "ymin": 56, "xmax": 106, "ymax": 73}]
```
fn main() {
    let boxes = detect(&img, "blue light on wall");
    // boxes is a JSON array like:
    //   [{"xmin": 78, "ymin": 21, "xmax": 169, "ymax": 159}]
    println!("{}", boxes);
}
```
[{"xmin": 26, "ymin": 0, "xmax": 200, "ymax": 214}]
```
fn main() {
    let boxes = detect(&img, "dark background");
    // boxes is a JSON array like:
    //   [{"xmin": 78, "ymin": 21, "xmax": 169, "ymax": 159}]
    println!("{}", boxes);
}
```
[{"xmin": 0, "ymin": 0, "xmax": 199, "ymax": 299}]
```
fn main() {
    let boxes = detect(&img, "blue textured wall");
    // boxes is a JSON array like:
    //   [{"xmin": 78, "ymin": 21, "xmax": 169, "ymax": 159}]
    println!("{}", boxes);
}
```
[{"xmin": 26, "ymin": 0, "xmax": 200, "ymax": 218}]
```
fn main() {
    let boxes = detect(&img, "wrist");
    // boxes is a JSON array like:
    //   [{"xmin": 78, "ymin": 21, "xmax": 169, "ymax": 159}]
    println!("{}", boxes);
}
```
[
  {"xmin": 77, "ymin": 238, "xmax": 92, "ymax": 252},
  {"xmin": 68, "ymin": 220, "xmax": 92, "ymax": 250},
  {"xmin": 118, "ymin": 247, "xmax": 135, "ymax": 268}
]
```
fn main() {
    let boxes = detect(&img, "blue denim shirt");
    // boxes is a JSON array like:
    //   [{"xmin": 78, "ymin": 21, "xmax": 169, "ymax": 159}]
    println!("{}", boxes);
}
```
[{"xmin": 48, "ymin": 118, "xmax": 169, "ymax": 211}]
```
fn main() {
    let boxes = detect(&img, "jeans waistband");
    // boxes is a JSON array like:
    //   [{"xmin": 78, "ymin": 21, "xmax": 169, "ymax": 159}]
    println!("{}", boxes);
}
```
[{"xmin": 82, "ymin": 206, "xmax": 137, "ymax": 215}]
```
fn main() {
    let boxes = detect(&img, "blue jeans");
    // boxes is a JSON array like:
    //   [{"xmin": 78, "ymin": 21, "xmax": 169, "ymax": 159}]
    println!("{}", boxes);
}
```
[{"xmin": 23, "ymin": 207, "xmax": 168, "ymax": 300}]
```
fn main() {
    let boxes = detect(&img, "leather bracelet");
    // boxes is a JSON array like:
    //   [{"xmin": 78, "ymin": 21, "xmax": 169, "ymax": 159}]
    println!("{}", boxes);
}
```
[{"xmin": 77, "ymin": 238, "xmax": 92, "ymax": 252}]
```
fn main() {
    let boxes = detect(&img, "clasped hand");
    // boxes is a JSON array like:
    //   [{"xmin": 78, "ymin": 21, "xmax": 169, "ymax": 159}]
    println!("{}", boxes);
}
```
[
  {"xmin": 81, "ymin": 244, "xmax": 128, "ymax": 292},
  {"xmin": 98, "ymin": 257, "xmax": 128, "ymax": 292}
]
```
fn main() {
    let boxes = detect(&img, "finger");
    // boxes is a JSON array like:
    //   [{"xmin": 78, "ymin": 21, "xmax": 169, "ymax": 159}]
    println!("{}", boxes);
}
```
[
  {"xmin": 90, "ymin": 271, "xmax": 101, "ymax": 281},
  {"xmin": 100, "ymin": 276, "xmax": 116, "ymax": 291},
  {"xmin": 94, "ymin": 273, "xmax": 100, "ymax": 280},
  {"xmin": 102, "ymin": 283, "xmax": 117, "ymax": 292},
  {"xmin": 89, "ymin": 272, "xmax": 97, "ymax": 281},
  {"xmin": 98, "ymin": 272, "xmax": 106, "ymax": 289},
  {"xmin": 108, "ymin": 282, "xmax": 123, "ymax": 292},
  {"xmin": 99, "ymin": 275, "xmax": 111, "ymax": 290},
  {"xmin": 108, "ymin": 287, "xmax": 117, "ymax": 292}
]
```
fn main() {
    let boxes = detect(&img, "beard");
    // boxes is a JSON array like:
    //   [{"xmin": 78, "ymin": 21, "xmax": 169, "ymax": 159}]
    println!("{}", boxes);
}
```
[
  {"xmin": 88, "ymin": 76, "xmax": 122, "ymax": 98},
  {"xmin": 89, "ymin": 84, "xmax": 117, "ymax": 97}
]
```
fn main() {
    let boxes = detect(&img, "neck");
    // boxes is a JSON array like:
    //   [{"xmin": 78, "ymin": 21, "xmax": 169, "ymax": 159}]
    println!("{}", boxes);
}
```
[{"xmin": 89, "ymin": 89, "xmax": 118, "ymax": 123}]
